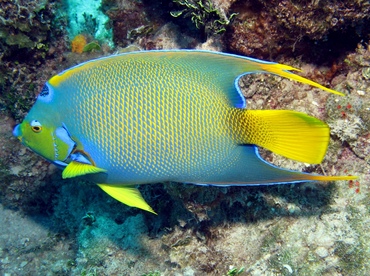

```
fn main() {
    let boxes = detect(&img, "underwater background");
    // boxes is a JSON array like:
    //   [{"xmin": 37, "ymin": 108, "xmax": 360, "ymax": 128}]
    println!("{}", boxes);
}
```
[{"xmin": 0, "ymin": 0, "xmax": 369, "ymax": 275}]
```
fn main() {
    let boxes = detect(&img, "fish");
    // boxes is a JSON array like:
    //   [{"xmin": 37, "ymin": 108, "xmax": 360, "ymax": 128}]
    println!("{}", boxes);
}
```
[{"xmin": 13, "ymin": 50, "xmax": 356, "ymax": 214}]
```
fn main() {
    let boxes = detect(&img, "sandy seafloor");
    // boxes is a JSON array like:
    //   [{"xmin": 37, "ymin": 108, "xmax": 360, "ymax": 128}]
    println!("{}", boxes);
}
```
[{"xmin": 1, "ymin": 5, "xmax": 370, "ymax": 276}]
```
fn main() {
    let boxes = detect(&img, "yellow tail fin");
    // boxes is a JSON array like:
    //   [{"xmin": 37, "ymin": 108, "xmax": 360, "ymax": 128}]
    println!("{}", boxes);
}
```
[
  {"xmin": 258, "ymin": 63, "xmax": 344, "ymax": 96},
  {"xmin": 238, "ymin": 110, "xmax": 329, "ymax": 164}
]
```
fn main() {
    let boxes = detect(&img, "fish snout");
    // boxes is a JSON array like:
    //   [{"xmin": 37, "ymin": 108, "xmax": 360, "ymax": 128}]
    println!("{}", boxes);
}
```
[{"xmin": 13, "ymin": 124, "xmax": 22, "ymax": 140}]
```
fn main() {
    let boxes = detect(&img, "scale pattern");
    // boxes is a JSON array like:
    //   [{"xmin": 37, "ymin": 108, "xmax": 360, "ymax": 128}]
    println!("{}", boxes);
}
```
[{"xmin": 51, "ymin": 53, "xmax": 242, "ymax": 184}]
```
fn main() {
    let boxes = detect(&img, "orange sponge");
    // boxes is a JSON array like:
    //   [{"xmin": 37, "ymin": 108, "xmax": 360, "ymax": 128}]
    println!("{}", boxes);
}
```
[{"xmin": 71, "ymin": 34, "xmax": 87, "ymax": 54}]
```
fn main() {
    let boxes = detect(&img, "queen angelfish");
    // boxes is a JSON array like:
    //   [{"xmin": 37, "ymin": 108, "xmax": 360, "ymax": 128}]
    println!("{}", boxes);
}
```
[{"xmin": 13, "ymin": 50, "xmax": 356, "ymax": 214}]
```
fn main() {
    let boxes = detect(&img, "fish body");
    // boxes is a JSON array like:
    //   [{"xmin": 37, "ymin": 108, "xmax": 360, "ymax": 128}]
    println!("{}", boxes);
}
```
[{"xmin": 13, "ymin": 50, "xmax": 355, "ymax": 213}]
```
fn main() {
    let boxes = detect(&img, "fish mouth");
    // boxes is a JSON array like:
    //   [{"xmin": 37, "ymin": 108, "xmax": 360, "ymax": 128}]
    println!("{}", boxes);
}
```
[{"xmin": 13, "ymin": 124, "xmax": 22, "ymax": 141}]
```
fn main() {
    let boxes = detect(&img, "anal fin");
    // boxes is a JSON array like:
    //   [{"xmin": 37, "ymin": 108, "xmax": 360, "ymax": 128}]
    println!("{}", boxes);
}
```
[{"xmin": 97, "ymin": 184, "xmax": 157, "ymax": 214}]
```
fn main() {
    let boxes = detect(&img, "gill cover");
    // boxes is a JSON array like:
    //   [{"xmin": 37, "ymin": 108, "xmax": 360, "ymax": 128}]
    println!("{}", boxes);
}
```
[
  {"xmin": 53, "ymin": 125, "xmax": 76, "ymax": 166},
  {"xmin": 14, "ymin": 119, "xmax": 75, "ymax": 165},
  {"xmin": 15, "ymin": 119, "xmax": 57, "ymax": 162}
]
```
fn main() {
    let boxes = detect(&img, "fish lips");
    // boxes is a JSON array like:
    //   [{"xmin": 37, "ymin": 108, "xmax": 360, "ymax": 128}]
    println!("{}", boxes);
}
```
[{"xmin": 13, "ymin": 124, "xmax": 22, "ymax": 141}]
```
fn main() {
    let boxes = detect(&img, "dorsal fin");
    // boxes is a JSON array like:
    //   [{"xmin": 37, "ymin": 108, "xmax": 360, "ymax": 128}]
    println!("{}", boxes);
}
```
[{"xmin": 258, "ymin": 62, "xmax": 344, "ymax": 96}]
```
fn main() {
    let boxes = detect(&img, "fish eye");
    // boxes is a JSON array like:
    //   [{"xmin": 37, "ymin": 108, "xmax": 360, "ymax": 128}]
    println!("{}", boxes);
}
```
[{"xmin": 30, "ymin": 120, "xmax": 42, "ymax": 133}]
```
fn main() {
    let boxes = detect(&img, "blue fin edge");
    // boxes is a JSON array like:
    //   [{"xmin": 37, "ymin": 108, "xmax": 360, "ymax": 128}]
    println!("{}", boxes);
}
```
[
  {"xmin": 54, "ymin": 49, "xmax": 276, "ymax": 78},
  {"xmin": 53, "ymin": 50, "xmax": 278, "ymax": 110},
  {"xmin": 186, "ymin": 145, "xmax": 323, "ymax": 187}
]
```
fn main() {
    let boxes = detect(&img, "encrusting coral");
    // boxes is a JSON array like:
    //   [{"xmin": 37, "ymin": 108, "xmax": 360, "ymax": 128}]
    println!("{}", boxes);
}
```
[
  {"xmin": 0, "ymin": 0, "xmax": 54, "ymax": 57},
  {"xmin": 225, "ymin": 0, "xmax": 370, "ymax": 61}
]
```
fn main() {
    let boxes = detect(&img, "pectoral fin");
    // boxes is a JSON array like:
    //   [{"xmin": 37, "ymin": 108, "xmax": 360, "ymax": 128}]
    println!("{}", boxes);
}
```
[
  {"xmin": 62, "ymin": 161, "xmax": 107, "ymax": 179},
  {"xmin": 97, "ymin": 184, "xmax": 157, "ymax": 214}
]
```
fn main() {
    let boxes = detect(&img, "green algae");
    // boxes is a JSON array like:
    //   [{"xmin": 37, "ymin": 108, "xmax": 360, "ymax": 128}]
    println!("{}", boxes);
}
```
[
  {"xmin": 260, "ymin": 225, "xmax": 282, "ymax": 253},
  {"xmin": 335, "ymin": 240, "xmax": 366, "ymax": 274},
  {"xmin": 83, "ymin": 42, "xmax": 101, "ymax": 53},
  {"xmin": 170, "ymin": 0, "xmax": 237, "ymax": 35},
  {"xmin": 333, "ymin": 205, "xmax": 369, "ymax": 274},
  {"xmin": 5, "ymin": 33, "xmax": 34, "ymax": 49},
  {"xmin": 268, "ymin": 250, "xmax": 294, "ymax": 275},
  {"xmin": 141, "ymin": 271, "xmax": 161, "ymax": 276}
]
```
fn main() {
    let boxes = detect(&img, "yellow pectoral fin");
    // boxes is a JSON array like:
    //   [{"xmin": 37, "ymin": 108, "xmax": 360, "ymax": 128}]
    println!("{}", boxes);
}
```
[
  {"xmin": 97, "ymin": 184, "xmax": 157, "ymax": 215},
  {"xmin": 62, "ymin": 161, "xmax": 107, "ymax": 179}
]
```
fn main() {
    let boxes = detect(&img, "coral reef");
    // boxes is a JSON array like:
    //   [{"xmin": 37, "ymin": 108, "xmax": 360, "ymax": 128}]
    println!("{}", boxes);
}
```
[
  {"xmin": 105, "ymin": 1, "xmax": 194, "ymax": 50},
  {"xmin": 64, "ymin": 0, "xmax": 114, "ymax": 47},
  {"xmin": 104, "ymin": 1, "xmax": 158, "ymax": 48},
  {"xmin": 326, "ymin": 43, "xmax": 370, "ymax": 165},
  {"xmin": 260, "ymin": 0, "xmax": 370, "ymax": 40},
  {"xmin": 0, "ymin": 0, "xmax": 54, "ymax": 59},
  {"xmin": 0, "ymin": 0, "xmax": 68, "ymax": 121},
  {"xmin": 225, "ymin": 0, "xmax": 370, "ymax": 62},
  {"xmin": 0, "ymin": 0, "xmax": 369, "ymax": 275}
]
